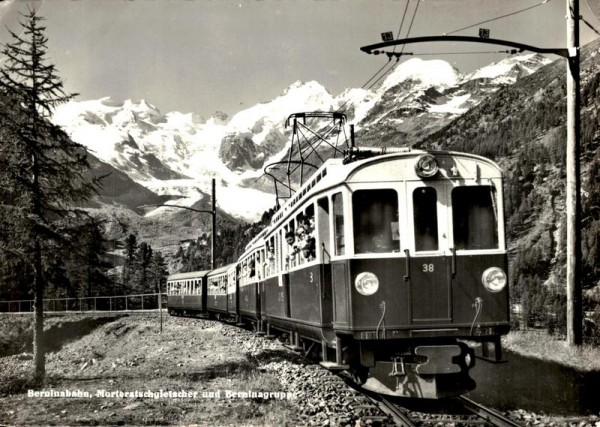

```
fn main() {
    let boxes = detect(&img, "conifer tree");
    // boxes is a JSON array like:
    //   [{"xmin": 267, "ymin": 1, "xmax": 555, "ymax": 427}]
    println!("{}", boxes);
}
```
[
  {"xmin": 121, "ymin": 234, "xmax": 138, "ymax": 292},
  {"xmin": 0, "ymin": 8, "xmax": 100, "ymax": 384},
  {"xmin": 134, "ymin": 242, "xmax": 153, "ymax": 293},
  {"xmin": 149, "ymin": 251, "xmax": 168, "ymax": 294}
]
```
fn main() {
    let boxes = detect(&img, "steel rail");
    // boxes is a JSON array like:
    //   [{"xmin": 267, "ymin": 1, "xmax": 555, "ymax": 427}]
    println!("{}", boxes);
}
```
[
  {"xmin": 369, "ymin": 395, "xmax": 416, "ymax": 427},
  {"xmin": 459, "ymin": 396, "xmax": 523, "ymax": 427}
]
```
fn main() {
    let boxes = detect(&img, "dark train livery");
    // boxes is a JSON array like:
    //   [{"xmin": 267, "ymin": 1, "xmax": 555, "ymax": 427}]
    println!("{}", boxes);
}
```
[{"xmin": 167, "ymin": 148, "xmax": 510, "ymax": 398}]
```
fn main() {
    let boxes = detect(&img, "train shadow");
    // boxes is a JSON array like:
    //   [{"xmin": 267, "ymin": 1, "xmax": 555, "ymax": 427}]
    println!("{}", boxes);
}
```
[
  {"xmin": 43, "ymin": 316, "xmax": 123, "ymax": 354},
  {"xmin": 0, "ymin": 315, "xmax": 123, "ymax": 358}
]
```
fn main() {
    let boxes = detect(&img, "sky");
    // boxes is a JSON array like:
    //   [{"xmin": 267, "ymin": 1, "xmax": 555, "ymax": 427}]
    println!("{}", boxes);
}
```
[{"xmin": 0, "ymin": 0, "xmax": 599, "ymax": 118}]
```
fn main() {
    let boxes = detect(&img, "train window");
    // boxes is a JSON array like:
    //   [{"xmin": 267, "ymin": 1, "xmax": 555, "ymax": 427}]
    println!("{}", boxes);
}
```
[
  {"xmin": 317, "ymin": 197, "xmax": 330, "ymax": 261},
  {"xmin": 285, "ymin": 223, "xmax": 298, "ymax": 269},
  {"xmin": 266, "ymin": 237, "xmax": 275, "ymax": 276},
  {"xmin": 333, "ymin": 193, "xmax": 345, "ymax": 255},
  {"xmin": 353, "ymin": 189, "xmax": 399, "ymax": 254},
  {"xmin": 452, "ymin": 186, "xmax": 499, "ymax": 250},
  {"xmin": 275, "ymin": 232, "xmax": 281, "ymax": 273},
  {"xmin": 249, "ymin": 255, "xmax": 256, "ymax": 277},
  {"xmin": 413, "ymin": 187, "xmax": 439, "ymax": 251}
]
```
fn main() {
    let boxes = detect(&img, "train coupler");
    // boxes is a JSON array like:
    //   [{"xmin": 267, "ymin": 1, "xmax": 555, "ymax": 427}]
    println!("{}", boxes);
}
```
[
  {"xmin": 361, "ymin": 343, "xmax": 476, "ymax": 398},
  {"xmin": 388, "ymin": 356, "xmax": 406, "ymax": 377}
]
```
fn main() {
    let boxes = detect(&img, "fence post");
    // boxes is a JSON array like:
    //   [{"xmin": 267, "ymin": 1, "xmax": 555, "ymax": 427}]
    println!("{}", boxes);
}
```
[
  {"xmin": 125, "ymin": 296, "xmax": 128, "ymax": 311},
  {"xmin": 110, "ymin": 297, "xmax": 112, "ymax": 312},
  {"xmin": 94, "ymin": 297, "xmax": 97, "ymax": 312},
  {"xmin": 159, "ymin": 292, "xmax": 163, "ymax": 334},
  {"xmin": 142, "ymin": 296, "xmax": 144, "ymax": 311}
]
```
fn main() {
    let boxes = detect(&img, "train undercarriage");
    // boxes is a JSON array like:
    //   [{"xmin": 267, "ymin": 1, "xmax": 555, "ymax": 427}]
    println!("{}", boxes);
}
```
[{"xmin": 252, "ymin": 317, "xmax": 506, "ymax": 399}]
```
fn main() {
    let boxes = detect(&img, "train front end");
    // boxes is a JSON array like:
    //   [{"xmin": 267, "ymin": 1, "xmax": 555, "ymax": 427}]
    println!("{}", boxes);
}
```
[{"xmin": 331, "ymin": 151, "xmax": 510, "ymax": 398}]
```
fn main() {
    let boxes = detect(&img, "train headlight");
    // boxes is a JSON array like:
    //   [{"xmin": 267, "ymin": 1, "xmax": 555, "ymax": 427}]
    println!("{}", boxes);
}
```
[
  {"xmin": 481, "ymin": 267, "xmax": 507, "ymax": 293},
  {"xmin": 414, "ymin": 154, "xmax": 439, "ymax": 178},
  {"xmin": 355, "ymin": 272, "xmax": 379, "ymax": 296}
]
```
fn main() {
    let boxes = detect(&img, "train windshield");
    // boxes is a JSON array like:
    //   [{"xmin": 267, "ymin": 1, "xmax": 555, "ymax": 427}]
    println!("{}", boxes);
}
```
[
  {"xmin": 353, "ymin": 189, "xmax": 399, "ymax": 254},
  {"xmin": 452, "ymin": 186, "xmax": 499, "ymax": 250},
  {"xmin": 413, "ymin": 187, "xmax": 439, "ymax": 251}
]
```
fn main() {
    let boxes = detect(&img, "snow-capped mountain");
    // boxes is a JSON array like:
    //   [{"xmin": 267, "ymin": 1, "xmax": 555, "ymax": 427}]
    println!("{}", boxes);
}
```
[
  {"xmin": 357, "ymin": 53, "xmax": 552, "ymax": 146},
  {"xmin": 52, "ymin": 53, "xmax": 552, "ymax": 222},
  {"xmin": 465, "ymin": 53, "xmax": 553, "ymax": 85}
]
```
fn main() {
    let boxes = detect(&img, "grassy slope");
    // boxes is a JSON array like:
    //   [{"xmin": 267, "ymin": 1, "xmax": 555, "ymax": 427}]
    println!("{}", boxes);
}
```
[{"xmin": 503, "ymin": 330, "xmax": 600, "ymax": 372}]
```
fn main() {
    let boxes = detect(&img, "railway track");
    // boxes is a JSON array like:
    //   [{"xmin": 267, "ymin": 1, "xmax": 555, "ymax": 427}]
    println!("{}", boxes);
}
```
[
  {"xmin": 347, "ymin": 378, "xmax": 522, "ymax": 426},
  {"xmin": 457, "ymin": 396, "xmax": 522, "ymax": 427}
]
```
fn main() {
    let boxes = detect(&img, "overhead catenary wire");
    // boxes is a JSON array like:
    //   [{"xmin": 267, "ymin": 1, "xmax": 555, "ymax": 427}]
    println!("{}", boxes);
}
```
[
  {"xmin": 337, "ymin": 0, "xmax": 422, "ymax": 116},
  {"xmin": 391, "ymin": 0, "xmax": 421, "ymax": 59},
  {"xmin": 360, "ymin": 0, "xmax": 415, "ymax": 90},
  {"xmin": 444, "ymin": 0, "xmax": 552, "ymax": 35},
  {"xmin": 364, "ymin": 0, "xmax": 421, "ymax": 92},
  {"xmin": 392, "ymin": 0, "xmax": 411, "ymax": 53},
  {"xmin": 342, "ymin": 0, "xmax": 534, "ymax": 114},
  {"xmin": 360, "ymin": 60, "xmax": 395, "ymax": 90},
  {"xmin": 337, "ymin": 0, "xmax": 417, "ymax": 113},
  {"xmin": 401, "ymin": 49, "xmax": 524, "ymax": 56},
  {"xmin": 581, "ymin": 15, "xmax": 600, "ymax": 36},
  {"xmin": 348, "ymin": 0, "xmax": 555, "ymax": 111}
]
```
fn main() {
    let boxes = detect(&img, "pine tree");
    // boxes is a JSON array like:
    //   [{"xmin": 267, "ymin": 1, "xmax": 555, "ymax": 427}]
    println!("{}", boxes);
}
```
[
  {"xmin": 148, "ymin": 251, "xmax": 168, "ymax": 310},
  {"xmin": 121, "ymin": 234, "xmax": 138, "ymax": 292},
  {"xmin": 134, "ymin": 242, "xmax": 153, "ymax": 293},
  {"xmin": 0, "ymin": 8, "xmax": 100, "ymax": 384}
]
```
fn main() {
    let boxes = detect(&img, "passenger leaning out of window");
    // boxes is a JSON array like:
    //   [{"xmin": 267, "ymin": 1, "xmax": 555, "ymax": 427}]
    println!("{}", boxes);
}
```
[
  {"xmin": 285, "ymin": 231, "xmax": 299, "ymax": 267},
  {"xmin": 296, "ymin": 225, "xmax": 316, "ymax": 261}
]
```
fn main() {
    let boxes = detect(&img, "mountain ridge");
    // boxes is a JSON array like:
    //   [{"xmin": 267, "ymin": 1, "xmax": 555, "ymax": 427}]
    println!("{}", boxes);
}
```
[{"xmin": 52, "ymin": 52, "xmax": 552, "ymax": 224}]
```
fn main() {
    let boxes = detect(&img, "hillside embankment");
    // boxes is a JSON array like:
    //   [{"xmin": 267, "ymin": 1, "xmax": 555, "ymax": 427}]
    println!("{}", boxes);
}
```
[
  {"xmin": 0, "ymin": 314, "xmax": 389, "ymax": 426},
  {"xmin": 0, "ymin": 314, "xmax": 598, "ymax": 426}
]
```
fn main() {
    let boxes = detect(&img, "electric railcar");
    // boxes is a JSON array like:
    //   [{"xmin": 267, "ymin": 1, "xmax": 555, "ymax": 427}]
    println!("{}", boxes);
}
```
[{"xmin": 167, "ymin": 148, "xmax": 510, "ymax": 399}]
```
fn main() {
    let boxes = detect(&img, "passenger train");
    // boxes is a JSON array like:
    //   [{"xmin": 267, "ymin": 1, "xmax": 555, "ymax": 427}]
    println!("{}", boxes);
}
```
[{"xmin": 167, "ymin": 143, "xmax": 510, "ymax": 399}]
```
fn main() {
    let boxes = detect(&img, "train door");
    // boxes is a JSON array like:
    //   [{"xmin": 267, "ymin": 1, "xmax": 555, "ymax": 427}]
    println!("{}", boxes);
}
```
[
  {"xmin": 448, "ymin": 182, "xmax": 509, "ymax": 325},
  {"xmin": 406, "ymin": 182, "xmax": 452, "ymax": 323}
]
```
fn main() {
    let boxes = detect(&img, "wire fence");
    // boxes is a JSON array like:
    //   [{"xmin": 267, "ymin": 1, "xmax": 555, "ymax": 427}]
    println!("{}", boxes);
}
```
[{"xmin": 0, "ymin": 293, "xmax": 166, "ymax": 313}]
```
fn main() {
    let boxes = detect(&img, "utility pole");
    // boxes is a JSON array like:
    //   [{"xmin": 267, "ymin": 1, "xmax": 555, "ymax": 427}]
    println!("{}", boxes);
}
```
[
  {"xmin": 211, "ymin": 178, "xmax": 216, "ymax": 270},
  {"xmin": 359, "ymin": 1, "xmax": 584, "ymax": 346},
  {"xmin": 566, "ymin": 0, "xmax": 582, "ymax": 346},
  {"xmin": 138, "ymin": 177, "xmax": 217, "ymax": 270}
]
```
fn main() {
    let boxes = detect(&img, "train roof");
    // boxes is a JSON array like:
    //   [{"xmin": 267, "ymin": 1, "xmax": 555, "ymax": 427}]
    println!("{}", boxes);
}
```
[
  {"xmin": 267, "ymin": 149, "xmax": 502, "ymax": 226},
  {"xmin": 167, "ymin": 270, "xmax": 210, "ymax": 281},
  {"xmin": 206, "ymin": 262, "xmax": 236, "ymax": 276}
]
